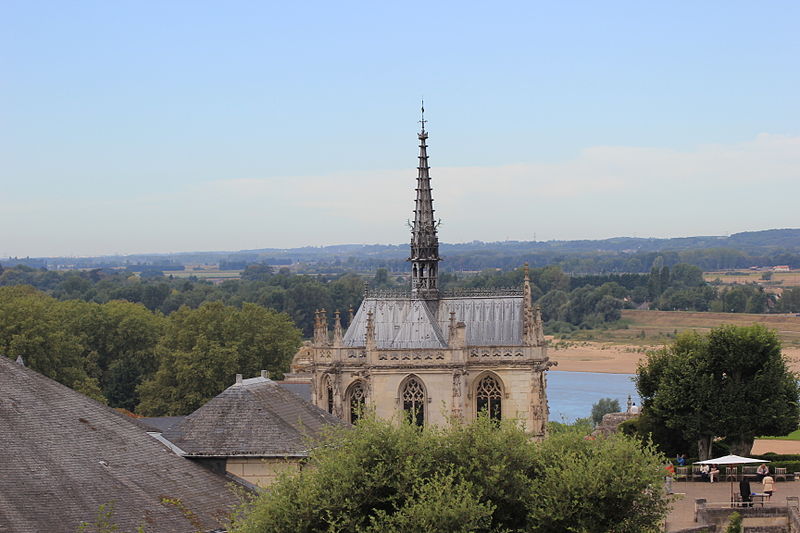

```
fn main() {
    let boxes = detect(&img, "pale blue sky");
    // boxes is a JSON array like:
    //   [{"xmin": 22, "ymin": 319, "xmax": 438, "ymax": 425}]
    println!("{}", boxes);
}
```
[{"xmin": 2, "ymin": 1, "xmax": 799, "ymax": 257}]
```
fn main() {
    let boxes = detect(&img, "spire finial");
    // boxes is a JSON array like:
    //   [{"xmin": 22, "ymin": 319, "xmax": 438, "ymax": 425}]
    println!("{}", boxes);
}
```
[{"xmin": 419, "ymin": 99, "xmax": 426, "ymax": 133}]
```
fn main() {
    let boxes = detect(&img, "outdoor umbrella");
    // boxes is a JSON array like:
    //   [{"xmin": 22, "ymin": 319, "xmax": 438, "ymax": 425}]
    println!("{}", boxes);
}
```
[{"xmin": 694, "ymin": 455, "xmax": 769, "ymax": 502}]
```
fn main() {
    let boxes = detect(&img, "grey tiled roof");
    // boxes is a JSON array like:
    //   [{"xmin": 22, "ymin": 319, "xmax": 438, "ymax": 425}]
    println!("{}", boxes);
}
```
[
  {"xmin": 162, "ymin": 376, "xmax": 340, "ymax": 457},
  {"xmin": 276, "ymin": 381, "xmax": 312, "ymax": 402},
  {"xmin": 139, "ymin": 415, "xmax": 185, "ymax": 432},
  {"xmin": 0, "ymin": 356, "xmax": 238, "ymax": 533},
  {"xmin": 342, "ymin": 295, "xmax": 524, "ymax": 349}
]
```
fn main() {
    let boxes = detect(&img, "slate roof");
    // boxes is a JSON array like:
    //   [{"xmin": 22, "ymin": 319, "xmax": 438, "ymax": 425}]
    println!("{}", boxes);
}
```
[
  {"xmin": 139, "ymin": 415, "xmax": 185, "ymax": 432},
  {"xmin": 342, "ymin": 295, "xmax": 524, "ymax": 349},
  {"xmin": 162, "ymin": 376, "xmax": 340, "ymax": 457},
  {"xmin": 275, "ymin": 381, "xmax": 312, "ymax": 402},
  {"xmin": 0, "ymin": 356, "xmax": 238, "ymax": 533}
]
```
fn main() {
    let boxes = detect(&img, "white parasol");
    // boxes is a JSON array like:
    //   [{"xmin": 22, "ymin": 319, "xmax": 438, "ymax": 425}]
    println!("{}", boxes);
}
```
[
  {"xmin": 695, "ymin": 455, "xmax": 768, "ymax": 466},
  {"xmin": 694, "ymin": 455, "xmax": 769, "ymax": 502}
]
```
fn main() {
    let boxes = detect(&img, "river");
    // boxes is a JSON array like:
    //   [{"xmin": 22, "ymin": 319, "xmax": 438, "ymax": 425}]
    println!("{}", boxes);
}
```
[{"xmin": 547, "ymin": 371, "xmax": 640, "ymax": 422}]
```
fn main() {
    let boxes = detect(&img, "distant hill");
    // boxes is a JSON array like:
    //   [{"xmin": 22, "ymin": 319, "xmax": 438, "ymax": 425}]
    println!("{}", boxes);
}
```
[{"xmin": 6, "ymin": 228, "xmax": 800, "ymax": 274}]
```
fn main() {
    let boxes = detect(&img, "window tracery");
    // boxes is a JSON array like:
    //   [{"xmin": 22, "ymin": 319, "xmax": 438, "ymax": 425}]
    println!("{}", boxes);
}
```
[
  {"xmin": 401, "ymin": 377, "xmax": 426, "ymax": 427},
  {"xmin": 476, "ymin": 374, "xmax": 502, "ymax": 420},
  {"xmin": 348, "ymin": 381, "xmax": 366, "ymax": 424},
  {"xmin": 324, "ymin": 375, "xmax": 334, "ymax": 414}
]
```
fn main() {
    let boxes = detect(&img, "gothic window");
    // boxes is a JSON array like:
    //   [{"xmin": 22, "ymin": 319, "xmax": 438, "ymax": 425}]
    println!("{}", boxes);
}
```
[
  {"xmin": 347, "ymin": 381, "xmax": 366, "ymax": 424},
  {"xmin": 476, "ymin": 374, "xmax": 502, "ymax": 421},
  {"xmin": 324, "ymin": 376, "xmax": 334, "ymax": 414},
  {"xmin": 401, "ymin": 376, "xmax": 426, "ymax": 427}
]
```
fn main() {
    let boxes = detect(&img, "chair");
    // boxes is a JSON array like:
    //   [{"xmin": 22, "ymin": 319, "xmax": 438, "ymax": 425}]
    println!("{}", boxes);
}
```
[
  {"xmin": 692, "ymin": 465, "xmax": 705, "ymax": 481},
  {"xmin": 725, "ymin": 466, "xmax": 738, "ymax": 481},
  {"xmin": 731, "ymin": 492, "xmax": 743, "ymax": 507},
  {"xmin": 675, "ymin": 466, "xmax": 689, "ymax": 480},
  {"xmin": 775, "ymin": 467, "xmax": 788, "ymax": 482},
  {"xmin": 743, "ymin": 466, "xmax": 758, "ymax": 477}
]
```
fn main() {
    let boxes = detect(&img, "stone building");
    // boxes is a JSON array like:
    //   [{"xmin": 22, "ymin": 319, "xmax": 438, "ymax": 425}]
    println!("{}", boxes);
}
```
[
  {"xmin": 159, "ymin": 371, "xmax": 341, "ymax": 488},
  {"xmin": 287, "ymin": 111, "xmax": 553, "ymax": 436}
]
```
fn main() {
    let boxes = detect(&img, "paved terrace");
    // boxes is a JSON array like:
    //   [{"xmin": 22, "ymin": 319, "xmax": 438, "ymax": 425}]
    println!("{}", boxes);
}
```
[{"xmin": 666, "ymin": 477, "xmax": 799, "ymax": 531}]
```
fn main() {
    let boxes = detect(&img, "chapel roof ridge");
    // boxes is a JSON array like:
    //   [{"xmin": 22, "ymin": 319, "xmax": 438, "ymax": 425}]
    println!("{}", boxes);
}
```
[{"xmin": 366, "ymin": 287, "xmax": 523, "ymax": 299}]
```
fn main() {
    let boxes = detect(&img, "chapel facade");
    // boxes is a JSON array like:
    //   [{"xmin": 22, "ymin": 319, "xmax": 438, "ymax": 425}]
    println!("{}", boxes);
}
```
[{"xmin": 287, "ymin": 110, "xmax": 552, "ymax": 437}]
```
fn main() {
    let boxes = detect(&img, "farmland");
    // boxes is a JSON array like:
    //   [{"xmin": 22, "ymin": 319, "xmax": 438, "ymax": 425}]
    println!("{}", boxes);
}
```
[
  {"xmin": 704, "ymin": 269, "xmax": 800, "ymax": 288},
  {"xmin": 548, "ymin": 309, "xmax": 800, "ymax": 374}
]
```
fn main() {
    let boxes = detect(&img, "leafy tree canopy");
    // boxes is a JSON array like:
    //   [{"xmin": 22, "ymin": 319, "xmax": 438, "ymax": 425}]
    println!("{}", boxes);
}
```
[
  {"xmin": 136, "ymin": 302, "xmax": 302, "ymax": 416},
  {"xmin": 635, "ymin": 324, "xmax": 800, "ymax": 459},
  {"xmin": 591, "ymin": 397, "xmax": 621, "ymax": 426},
  {"xmin": 233, "ymin": 416, "xmax": 670, "ymax": 533}
]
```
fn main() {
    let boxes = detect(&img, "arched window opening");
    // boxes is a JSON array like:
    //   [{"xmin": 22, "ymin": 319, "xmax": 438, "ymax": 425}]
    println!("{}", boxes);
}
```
[
  {"xmin": 401, "ymin": 377, "xmax": 426, "ymax": 427},
  {"xmin": 476, "ymin": 375, "xmax": 502, "ymax": 421},
  {"xmin": 324, "ymin": 376, "xmax": 334, "ymax": 414},
  {"xmin": 348, "ymin": 381, "xmax": 366, "ymax": 424}
]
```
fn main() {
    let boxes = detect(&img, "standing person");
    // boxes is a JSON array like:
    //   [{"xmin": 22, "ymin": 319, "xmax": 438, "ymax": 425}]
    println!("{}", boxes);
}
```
[
  {"xmin": 677, "ymin": 454, "xmax": 686, "ymax": 467},
  {"xmin": 763, "ymin": 474, "xmax": 775, "ymax": 499},
  {"xmin": 664, "ymin": 463, "xmax": 675, "ymax": 494},
  {"xmin": 756, "ymin": 463, "xmax": 769, "ymax": 482},
  {"xmin": 739, "ymin": 477, "xmax": 753, "ymax": 507}
]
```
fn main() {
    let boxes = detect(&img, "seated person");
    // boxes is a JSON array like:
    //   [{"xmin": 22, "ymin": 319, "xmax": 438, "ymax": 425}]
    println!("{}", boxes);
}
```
[
  {"xmin": 677, "ymin": 454, "xmax": 687, "ymax": 467},
  {"xmin": 756, "ymin": 463, "xmax": 769, "ymax": 481},
  {"xmin": 709, "ymin": 464, "xmax": 720, "ymax": 483},
  {"xmin": 700, "ymin": 464, "xmax": 710, "ymax": 482}
]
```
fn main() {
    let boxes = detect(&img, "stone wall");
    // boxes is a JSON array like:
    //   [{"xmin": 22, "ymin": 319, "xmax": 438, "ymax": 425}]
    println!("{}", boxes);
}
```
[
  {"xmin": 225, "ymin": 457, "xmax": 301, "ymax": 488},
  {"xmin": 694, "ymin": 499, "xmax": 789, "ymax": 532},
  {"xmin": 788, "ymin": 505, "xmax": 800, "ymax": 532},
  {"xmin": 593, "ymin": 411, "xmax": 637, "ymax": 437}
]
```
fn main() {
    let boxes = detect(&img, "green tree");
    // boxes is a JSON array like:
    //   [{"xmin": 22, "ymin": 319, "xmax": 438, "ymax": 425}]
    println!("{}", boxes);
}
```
[
  {"xmin": 538, "ymin": 290, "xmax": 568, "ymax": 322},
  {"xmin": 636, "ymin": 324, "xmax": 800, "ymax": 459},
  {"xmin": 725, "ymin": 511, "xmax": 742, "ymax": 533},
  {"xmin": 0, "ymin": 286, "xmax": 104, "ymax": 402},
  {"xmin": 591, "ymin": 397, "xmax": 621, "ymax": 425},
  {"xmin": 233, "ymin": 416, "xmax": 670, "ymax": 533},
  {"xmin": 137, "ymin": 302, "xmax": 302, "ymax": 415}
]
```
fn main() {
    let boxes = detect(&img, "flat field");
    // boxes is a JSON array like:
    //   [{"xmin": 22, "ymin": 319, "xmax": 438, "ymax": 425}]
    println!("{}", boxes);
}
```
[
  {"xmin": 704, "ymin": 270, "xmax": 800, "ymax": 287},
  {"xmin": 165, "ymin": 265, "xmax": 241, "ymax": 281},
  {"xmin": 548, "ymin": 309, "xmax": 800, "ymax": 374}
]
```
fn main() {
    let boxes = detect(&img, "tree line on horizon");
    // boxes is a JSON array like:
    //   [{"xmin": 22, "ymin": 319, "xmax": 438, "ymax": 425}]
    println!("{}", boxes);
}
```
[
  {"xmin": 2, "ymin": 260, "xmax": 800, "ymax": 339},
  {"xmin": 3, "ymin": 260, "xmax": 800, "ymax": 416}
]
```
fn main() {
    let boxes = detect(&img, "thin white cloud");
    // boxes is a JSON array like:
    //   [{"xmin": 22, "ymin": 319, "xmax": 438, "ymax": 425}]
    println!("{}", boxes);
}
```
[{"xmin": 2, "ymin": 134, "xmax": 799, "ymax": 256}]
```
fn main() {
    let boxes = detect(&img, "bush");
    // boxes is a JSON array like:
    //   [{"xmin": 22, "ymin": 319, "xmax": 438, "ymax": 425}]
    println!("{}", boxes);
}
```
[{"xmin": 234, "ymin": 416, "xmax": 671, "ymax": 533}]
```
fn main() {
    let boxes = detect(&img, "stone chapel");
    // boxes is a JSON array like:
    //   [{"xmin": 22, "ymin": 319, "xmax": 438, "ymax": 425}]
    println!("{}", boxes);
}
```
[{"xmin": 287, "ymin": 110, "xmax": 553, "ymax": 437}]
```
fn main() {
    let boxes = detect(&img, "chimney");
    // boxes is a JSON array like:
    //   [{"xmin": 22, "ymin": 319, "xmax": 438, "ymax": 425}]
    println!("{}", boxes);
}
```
[
  {"xmin": 235, "ymin": 374, "xmax": 243, "ymax": 385},
  {"xmin": 261, "ymin": 370, "xmax": 270, "ymax": 379}
]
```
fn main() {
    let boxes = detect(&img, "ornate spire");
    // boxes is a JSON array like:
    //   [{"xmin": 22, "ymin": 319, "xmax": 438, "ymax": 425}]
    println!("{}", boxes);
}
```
[
  {"xmin": 408, "ymin": 101, "xmax": 441, "ymax": 299},
  {"xmin": 365, "ymin": 310, "xmax": 376, "ymax": 350},
  {"xmin": 314, "ymin": 309, "xmax": 329, "ymax": 345},
  {"xmin": 522, "ymin": 263, "xmax": 535, "ymax": 345},
  {"xmin": 333, "ymin": 310, "xmax": 343, "ymax": 346}
]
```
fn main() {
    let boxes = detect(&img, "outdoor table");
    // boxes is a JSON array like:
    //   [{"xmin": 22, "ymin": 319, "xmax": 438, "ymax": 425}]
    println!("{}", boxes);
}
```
[{"xmin": 751, "ymin": 493, "xmax": 770, "ymax": 507}]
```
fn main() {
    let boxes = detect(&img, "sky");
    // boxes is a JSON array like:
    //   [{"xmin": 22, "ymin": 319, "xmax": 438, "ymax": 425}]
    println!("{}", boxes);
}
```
[{"xmin": 1, "ymin": 1, "xmax": 799, "ymax": 257}]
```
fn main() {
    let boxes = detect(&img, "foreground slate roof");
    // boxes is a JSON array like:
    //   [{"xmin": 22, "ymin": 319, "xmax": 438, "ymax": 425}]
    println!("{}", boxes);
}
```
[
  {"xmin": 0, "ymin": 356, "xmax": 238, "ymax": 533},
  {"xmin": 162, "ymin": 374, "xmax": 341, "ymax": 457}
]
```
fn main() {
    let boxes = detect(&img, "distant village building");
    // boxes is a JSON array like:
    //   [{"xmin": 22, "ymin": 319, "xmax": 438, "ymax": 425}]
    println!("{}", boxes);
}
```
[
  {"xmin": 286, "ymin": 110, "xmax": 553, "ymax": 436},
  {"xmin": 592, "ymin": 396, "xmax": 640, "ymax": 437},
  {"xmin": 0, "ymin": 355, "xmax": 238, "ymax": 533},
  {"xmin": 774, "ymin": 265, "xmax": 791, "ymax": 272},
  {"xmin": 158, "ymin": 371, "xmax": 341, "ymax": 488}
]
